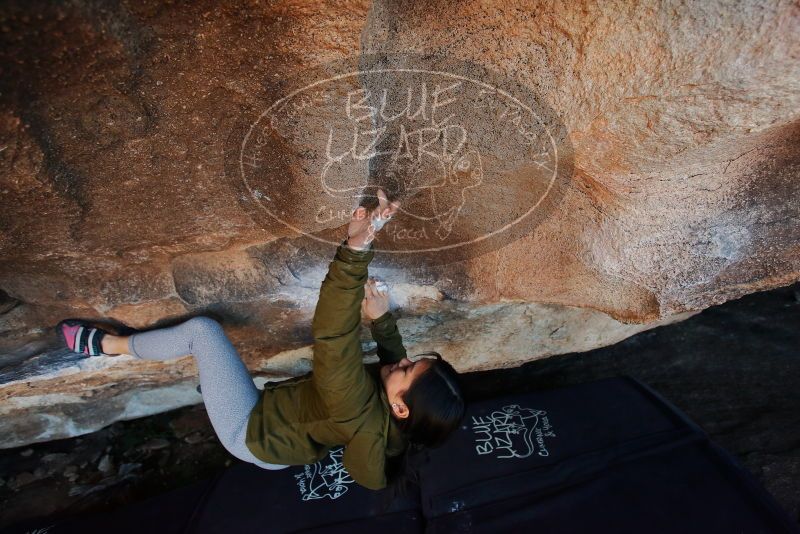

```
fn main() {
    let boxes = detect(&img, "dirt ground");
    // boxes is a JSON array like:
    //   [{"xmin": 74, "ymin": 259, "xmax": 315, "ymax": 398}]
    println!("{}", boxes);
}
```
[{"xmin": 1, "ymin": 282, "xmax": 798, "ymax": 529}]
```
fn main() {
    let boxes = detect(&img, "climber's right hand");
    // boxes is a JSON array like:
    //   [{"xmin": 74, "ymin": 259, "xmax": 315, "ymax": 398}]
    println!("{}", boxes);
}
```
[
  {"xmin": 346, "ymin": 188, "xmax": 400, "ymax": 251},
  {"xmin": 362, "ymin": 277, "xmax": 390, "ymax": 320}
]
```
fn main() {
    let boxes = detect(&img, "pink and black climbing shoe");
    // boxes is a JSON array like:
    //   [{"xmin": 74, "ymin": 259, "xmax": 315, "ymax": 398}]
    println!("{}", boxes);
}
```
[{"xmin": 58, "ymin": 320, "xmax": 112, "ymax": 357}]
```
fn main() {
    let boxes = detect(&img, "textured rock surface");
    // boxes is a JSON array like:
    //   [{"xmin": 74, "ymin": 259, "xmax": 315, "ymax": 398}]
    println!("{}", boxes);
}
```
[{"xmin": 0, "ymin": 1, "xmax": 798, "ymax": 447}]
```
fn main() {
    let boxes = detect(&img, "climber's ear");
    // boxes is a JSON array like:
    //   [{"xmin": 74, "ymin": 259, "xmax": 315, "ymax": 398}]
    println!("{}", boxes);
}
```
[{"xmin": 392, "ymin": 400, "xmax": 410, "ymax": 419}]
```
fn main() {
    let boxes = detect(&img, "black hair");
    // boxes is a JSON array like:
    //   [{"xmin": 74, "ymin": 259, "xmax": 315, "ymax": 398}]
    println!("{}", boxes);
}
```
[
  {"xmin": 381, "ymin": 351, "xmax": 465, "ymax": 507},
  {"xmin": 393, "ymin": 351, "xmax": 465, "ymax": 448}
]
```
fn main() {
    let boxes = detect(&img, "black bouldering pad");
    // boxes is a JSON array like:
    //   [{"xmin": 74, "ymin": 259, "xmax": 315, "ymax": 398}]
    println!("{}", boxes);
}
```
[
  {"xmin": 182, "ymin": 446, "xmax": 422, "ymax": 533},
  {"xmin": 418, "ymin": 376, "xmax": 798, "ymax": 533},
  {"xmin": 5, "ymin": 376, "xmax": 796, "ymax": 533}
]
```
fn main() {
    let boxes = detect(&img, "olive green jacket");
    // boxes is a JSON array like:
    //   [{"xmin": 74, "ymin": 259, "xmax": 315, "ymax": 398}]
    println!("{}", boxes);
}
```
[{"xmin": 245, "ymin": 239, "xmax": 409, "ymax": 490}]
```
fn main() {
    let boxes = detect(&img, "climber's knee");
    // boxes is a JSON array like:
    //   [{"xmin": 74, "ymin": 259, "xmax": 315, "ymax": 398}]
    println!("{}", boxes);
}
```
[{"xmin": 183, "ymin": 316, "xmax": 223, "ymax": 337}]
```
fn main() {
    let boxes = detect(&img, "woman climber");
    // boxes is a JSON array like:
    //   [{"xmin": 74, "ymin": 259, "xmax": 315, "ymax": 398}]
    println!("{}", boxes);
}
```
[{"xmin": 58, "ymin": 188, "xmax": 465, "ymax": 492}]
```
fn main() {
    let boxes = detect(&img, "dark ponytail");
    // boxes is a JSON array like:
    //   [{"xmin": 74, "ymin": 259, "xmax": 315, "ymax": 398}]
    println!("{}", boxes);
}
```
[
  {"xmin": 394, "ymin": 351, "xmax": 465, "ymax": 448},
  {"xmin": 381, "ymin": 351, "xmax": 465, "ymax": 507}
]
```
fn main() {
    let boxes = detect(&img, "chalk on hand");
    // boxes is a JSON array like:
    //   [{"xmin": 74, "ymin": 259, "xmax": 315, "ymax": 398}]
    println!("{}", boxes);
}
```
[
  {"xmin": 374, "ymin": 280, "xmax": 389, "ymax": 294},
  {"xmin": 370, "ymin": 213, "xmax": 392, "ymax": 231}
]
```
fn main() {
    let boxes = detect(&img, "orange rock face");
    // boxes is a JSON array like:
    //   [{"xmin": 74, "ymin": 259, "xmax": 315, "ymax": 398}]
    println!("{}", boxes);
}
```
[{"xmin": 0, "ymin": 1, "xmax": 797, "ymax": 446}]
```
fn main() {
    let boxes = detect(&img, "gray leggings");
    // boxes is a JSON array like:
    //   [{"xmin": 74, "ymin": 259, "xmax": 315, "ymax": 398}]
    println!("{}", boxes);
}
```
[{"xmin": 129, "ymin": 316, "xmax": 289, "ymax": 470}]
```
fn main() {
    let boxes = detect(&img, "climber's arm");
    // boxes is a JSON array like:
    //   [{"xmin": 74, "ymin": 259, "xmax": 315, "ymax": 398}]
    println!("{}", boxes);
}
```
[
  {"xmin": 311, "ymin": 189, "xmax": 400, "ymax": 419},
  {"xmin": 363, "ymin": 276, "xmax": 407, "ymax": 364},
  {"xmin": 311, "ymin": 239, "xmax": 374, "ymax": 419},
  {"xmin": 369, "ymin": 311, "xmax": 407, "ymax": 365}
]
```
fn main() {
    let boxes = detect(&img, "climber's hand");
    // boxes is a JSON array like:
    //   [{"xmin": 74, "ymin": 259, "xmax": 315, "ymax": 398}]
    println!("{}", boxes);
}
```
[
  {"xmin": 362, "ymin": 277, "xmax": 390, "ymax": 320},
  {"xmin": 346, "ymin": 188, "xmax": 400, "ymax": 251}
]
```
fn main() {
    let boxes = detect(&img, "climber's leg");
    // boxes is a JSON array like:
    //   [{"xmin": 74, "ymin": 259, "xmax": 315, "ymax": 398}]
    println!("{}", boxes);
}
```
[{"xmin": 128, "ymin": 316, "xmax": 289, "ymax": 470}]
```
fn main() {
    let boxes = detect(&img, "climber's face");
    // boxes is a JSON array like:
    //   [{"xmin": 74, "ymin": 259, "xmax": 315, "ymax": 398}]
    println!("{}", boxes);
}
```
[{"xmin": 380, "ymin": 357, "xmax": 434, "ymax": 419}]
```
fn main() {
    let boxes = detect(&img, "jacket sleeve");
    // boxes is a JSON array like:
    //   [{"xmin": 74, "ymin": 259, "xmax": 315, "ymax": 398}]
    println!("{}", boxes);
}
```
[
  {"xmin": 369, "ymin": 311, "xmax": 408, "ymax": 365},
  {"xmin": 343, "ymin": 431, "xmax": 387, "ymax": 490},
  {"xmin": 311, "ymin": 239, "xmax": 375, "ymax": 421}
]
